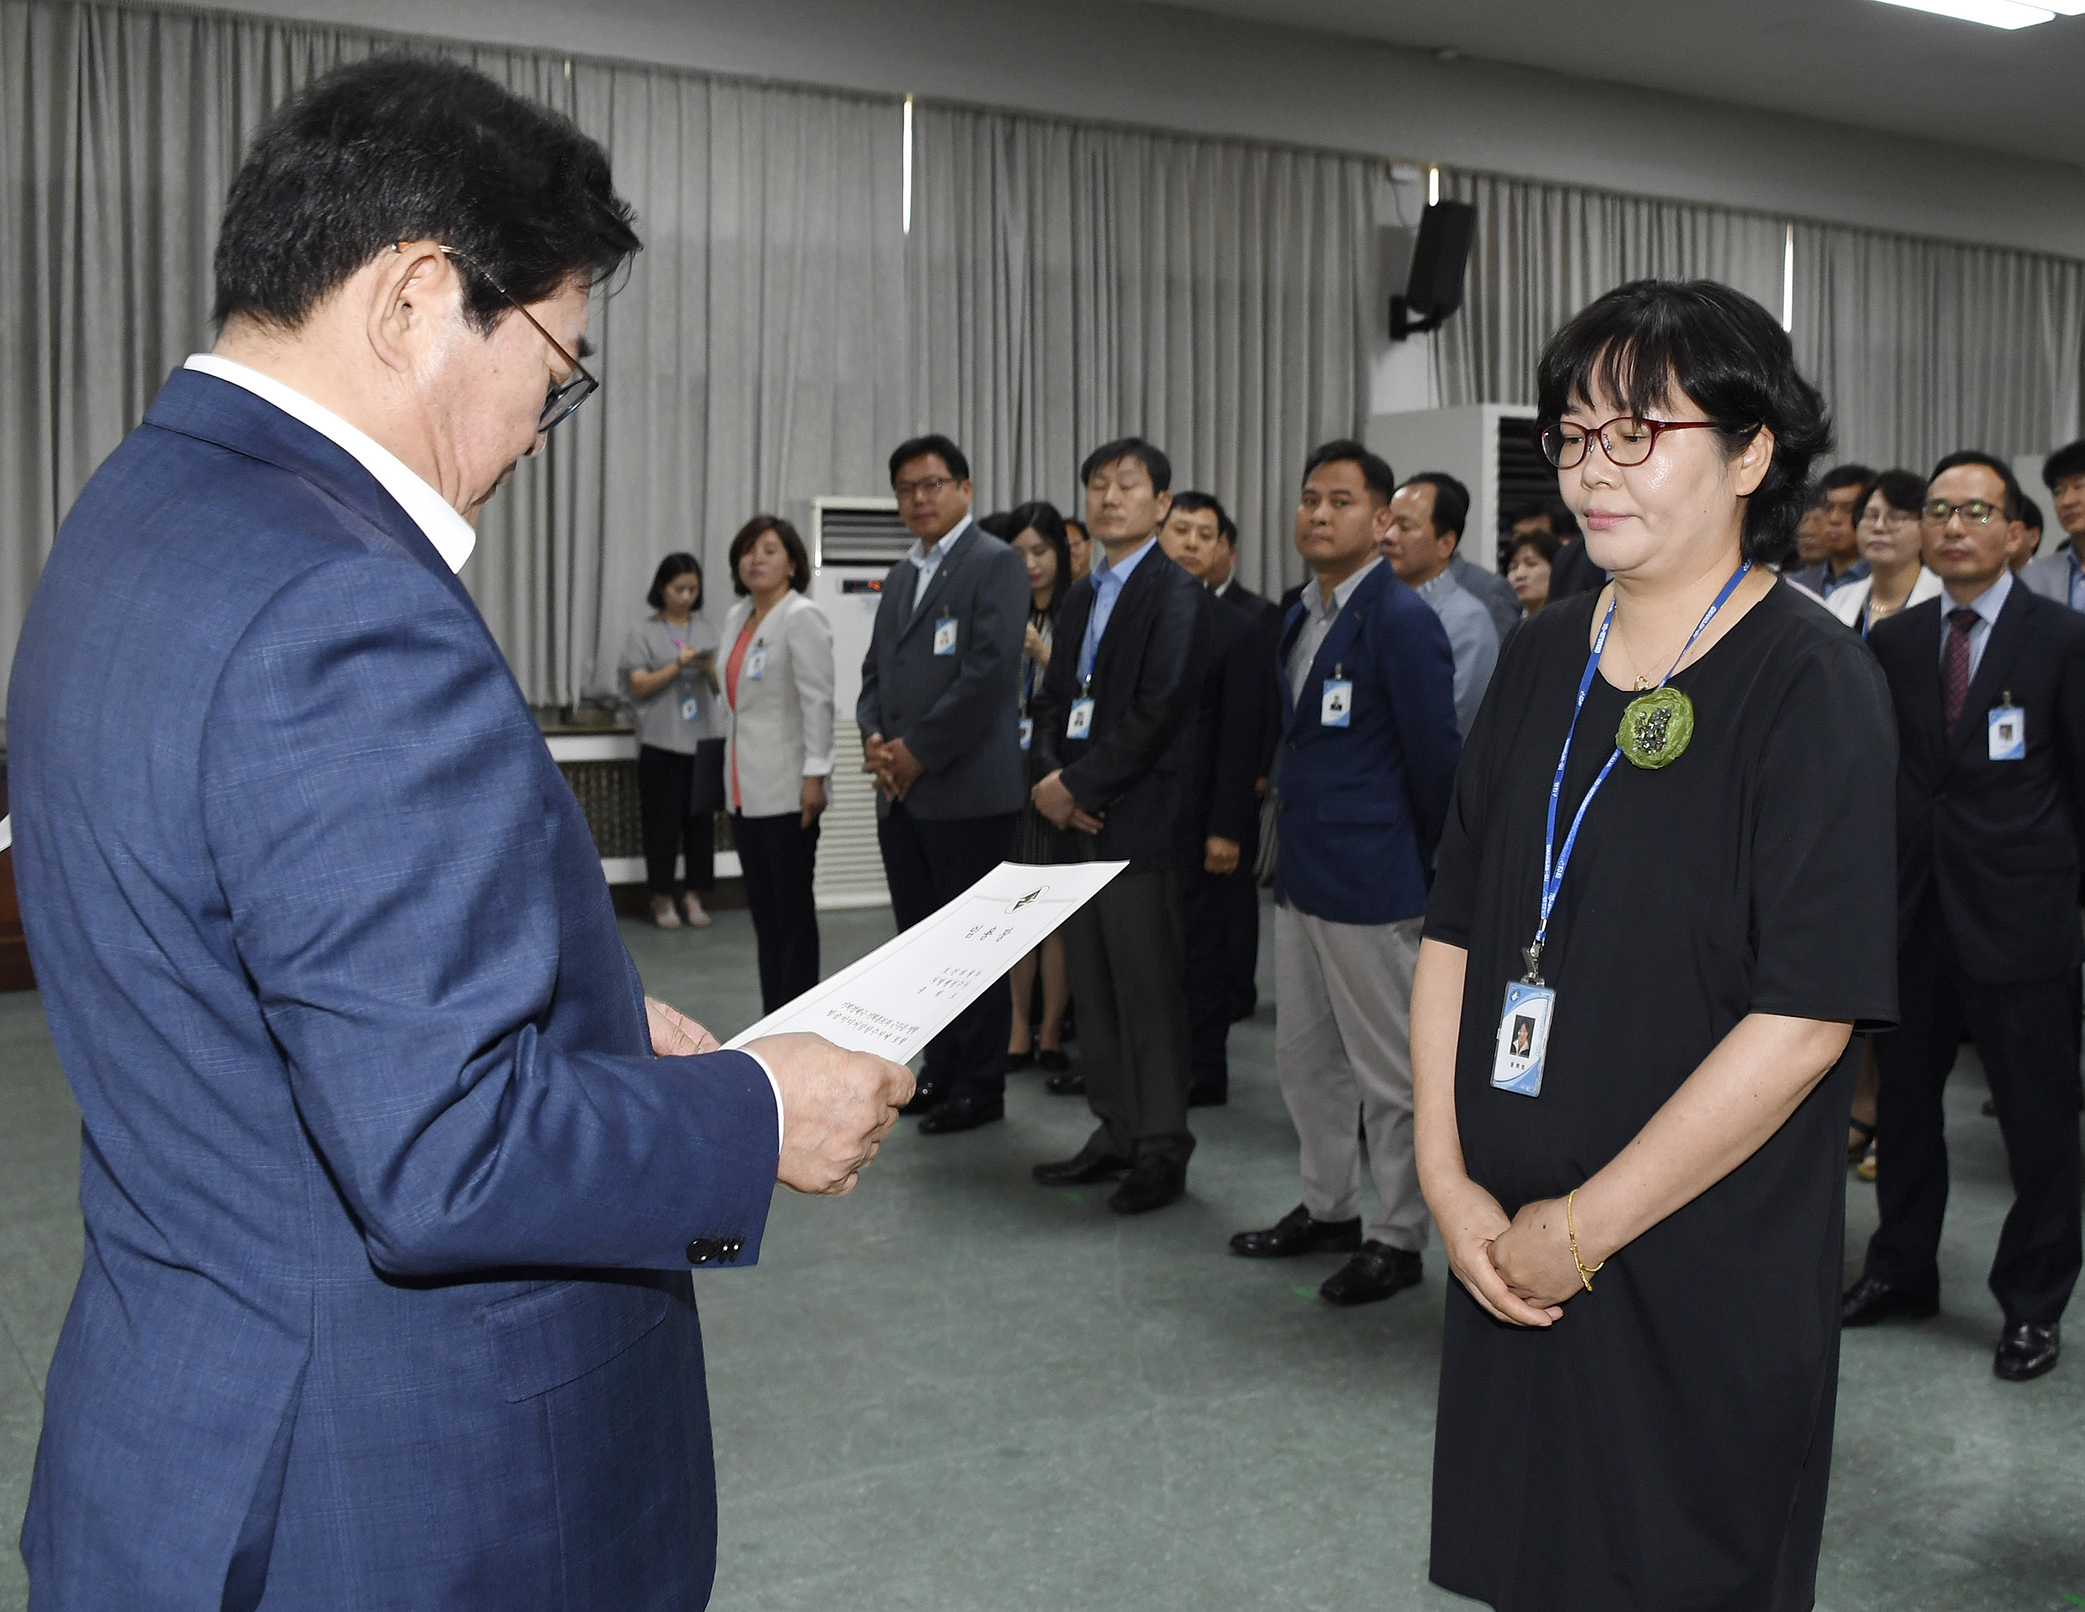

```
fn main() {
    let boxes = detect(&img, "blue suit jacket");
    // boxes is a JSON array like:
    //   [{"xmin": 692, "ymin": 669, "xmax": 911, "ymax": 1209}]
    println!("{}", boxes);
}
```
[
  {"xmin": 9, "ymin": 370, "xmax": 780, "ymax": 1611},
  {"xmin": 1272, "ymin": 562, "xmax": 1462, "ymax": 925}
]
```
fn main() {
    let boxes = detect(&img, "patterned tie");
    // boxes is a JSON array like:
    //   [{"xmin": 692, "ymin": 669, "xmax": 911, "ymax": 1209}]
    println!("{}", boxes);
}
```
[{"xmin": 1942, "ymin": 607, "xmax": 1978, "ymax": 731}]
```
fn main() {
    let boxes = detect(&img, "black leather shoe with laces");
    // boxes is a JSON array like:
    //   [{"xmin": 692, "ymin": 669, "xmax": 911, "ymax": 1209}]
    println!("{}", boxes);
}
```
[
  {"xmin": 1994, "ymin": 1321, "xmax": 2059, "ymax": 1382},
  {"xmin": 1229, "ymin": 1203, "xmax": 1363, "ymax": 1259},
  {"xmin": 1320, "ymin": 1242, "xmax": 1422, "ymax": 1306}
]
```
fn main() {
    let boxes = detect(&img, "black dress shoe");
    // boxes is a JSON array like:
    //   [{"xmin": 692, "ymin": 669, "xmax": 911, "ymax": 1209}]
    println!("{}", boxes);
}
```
[
  {"xmin": 897, "ymin": 1079, "xmax": 945, "ymax": 1117},
  {"xmin": 1995, "ymin": 1321, "xmax": 2060, "ymax": 1382},
  {"xmin": 1107, "ymin": 1152, "xmax": 1186, "ymax": 1216},
  {"xmin": 1840, "ymin": 1274, "xmax": 1940, "ymax": 1327},
  {"xmin": 918, "ymin": 1095, "xmax": 1003, "ymax": 1135},
  {"xmin": 1033, "ymin": 1138, "xmax": 1131, "ymax": 1186},
  {"xmin": 1037, "ymin": 1049, "xmax": 1070, "ymax": 1073},
  {"xmin": 1320, "ymin": 1242, "xmax": 1423, "ymax": 1306},
  {"xmin": 1004, "ymin": 1048, "xmax": 1036, "ymax": 1073},
  {"xmin": 1229, "ymin": 1203, "xmax": 1363, "ymax": 1259},
  {"xmin": 1045, "ymin": 1068, "xmax": 1085, "ymax": 1097},
  {"xmin": 1187, "ymin": 1080, "xmax": 1228, "ymax": 1108}
]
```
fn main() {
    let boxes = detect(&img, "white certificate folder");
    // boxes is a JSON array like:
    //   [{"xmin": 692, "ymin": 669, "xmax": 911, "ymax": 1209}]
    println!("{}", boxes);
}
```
[{"xmin": 726, "ymin": 859, "xmax": 1127, "ymax": 1062}]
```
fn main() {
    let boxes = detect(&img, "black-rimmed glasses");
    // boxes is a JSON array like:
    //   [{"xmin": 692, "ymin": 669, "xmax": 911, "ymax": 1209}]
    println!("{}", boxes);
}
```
[
  {"xmin": 1540, "ymin": 417, "xmax": 1726, "ymax": 470},
  {"xmin": 416, "ymin": 242, "xmax": 600, "ymax": 433}
]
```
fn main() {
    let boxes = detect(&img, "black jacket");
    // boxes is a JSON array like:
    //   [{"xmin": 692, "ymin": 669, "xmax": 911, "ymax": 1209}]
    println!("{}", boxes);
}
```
[
  {"xmin": 1869, "ymin": 580, "xmax": 2085, "ymax": 981},
  {"xmin": 1219, "ymin": 580, "xmax": 1286, "ymax": 788},
  {"xmin": 1031, "ymin": 546, "xmax": 1209, "ymax": 874},
  {"xmin": 1186, "ymin": 589, "xmax": 1276, "ymax": 847}
]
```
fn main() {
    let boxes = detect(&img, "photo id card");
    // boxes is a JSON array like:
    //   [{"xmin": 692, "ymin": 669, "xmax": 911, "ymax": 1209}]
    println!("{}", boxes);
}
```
[
  {"xmin": 1989, "ymin": 705, "xmax": 2025, "ymax": 761},
  {"xmin": 680, "ymin": 697, "xmax": 700, "ymax": 722},
  {"xmin": 1321, "ymin": 678, "xmax": 1353, "ymax": 728},
  {"xmin": 933, "ymin": 617, "xmax": 959, "ymax": 656},
  {"xmin": 1066, "ymin": 697, "xmax": 1095, "ymax": 740},
  {"xmin": 1019, "ymin": 716, "xmax": 1034, "ymax": 751},
  {"xmin": 744, "ymin": 644, "xmax": 768, "ymax": 681},
  {"xmin": 1490, "ymin": 980, "xmax": 1555, "ymax": 1098}
]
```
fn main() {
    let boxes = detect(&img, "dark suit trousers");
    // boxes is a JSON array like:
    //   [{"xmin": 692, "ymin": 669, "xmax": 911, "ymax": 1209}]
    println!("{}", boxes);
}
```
[
  {"xmin": 1066, "ymin": 870, "xmax": 1194, "ymax": 1160},
  {"xmin": 1864, "ymin": 901, "xmax": 2084, "ymax": 1324},
  {"xmin": 637, "ymin": 743, "xmax": 718, "ymax": 895},
  {"xmin": 878, "ymin": 800, "xmax": 1017, "ymax": 1099},
  {"xmin": 1183, "ymin": 866, "xmax": 1260, "ymax": 1090},
  {"xmin": 733, "ymin": 812, "xmax": 821, "ymax": 1015}
]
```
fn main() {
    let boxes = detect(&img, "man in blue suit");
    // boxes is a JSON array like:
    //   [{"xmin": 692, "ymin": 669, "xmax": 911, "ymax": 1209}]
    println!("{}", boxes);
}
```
[
  {"xmin": 1228, "ymin": 441, "xmax": 1461, "ymax": 1307},
  {"xmin": 7, "ymin": 59, "xmax": 910, "ymax": 1610}
]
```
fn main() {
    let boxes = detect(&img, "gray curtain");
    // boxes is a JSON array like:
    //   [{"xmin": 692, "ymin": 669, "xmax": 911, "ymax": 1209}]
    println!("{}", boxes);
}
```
[
  {"xmin": 0, "ymin": 0, "xmax": 910, "ymax": 708},
  {"xmin": 1432, "ymin": 164, "xmax": 2085, "ymax": 475},
  {"xmin": 908, "ymin": 104, "xmax": 1377, "ymax": 597}
]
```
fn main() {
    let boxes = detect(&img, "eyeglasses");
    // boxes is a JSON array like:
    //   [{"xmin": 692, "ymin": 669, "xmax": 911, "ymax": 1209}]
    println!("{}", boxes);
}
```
[
  {"xmin": 1859, "ymin": 508, "xmax": 1920, "ymax": 532},
  {"xmin": 1539, "ymin": 417, "xmax": 1726, "ymax": 470},
  {"xmin": 1920, "ymin": 499, "xmax": 2006, "ymax": 527},
  {"xmin": 894, "ymin": 475, "xmax": 961, "ymax": 501},
  {"xmin": 411, "ymin": 243, "xmax": 600, "ymax": 433}
]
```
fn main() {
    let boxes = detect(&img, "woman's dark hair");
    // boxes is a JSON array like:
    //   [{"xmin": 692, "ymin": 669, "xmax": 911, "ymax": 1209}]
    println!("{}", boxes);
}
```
[
  {"xmin": 646, "ymin": 552, "xmax": 703, "ymax": 611},
  {"xmin": 728, "ymin": 515, "xmax": 811, "ymax": 595},
  {"xmin": 1005, "ymin": 500, "xmax": 1072, "ymax": 612},
  {"xmin": 1534, "ymin": 278, "xmax": 1831, "ymax": 567},
  {"xmin": 1509, "ymin": 528, "xmax": 1563, "ymax": 566},
  {"xmin": 214, "ymin": 56, "xmax": 639, "ymax": 332},
  {"xmin": 1857, "ymin": 469, "xmax": 1927, "ymax": 522},
  {"xmin": 975, "ymin": 510, "xmax": 1020, "ymax": 540}
]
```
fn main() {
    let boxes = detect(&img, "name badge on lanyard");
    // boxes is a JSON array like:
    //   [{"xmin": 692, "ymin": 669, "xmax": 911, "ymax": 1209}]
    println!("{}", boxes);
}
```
[
  {"xmin": 1019, "ymin": 716, "xmax": 1034, "ymax": 751},
  {"xmin": 933, "ymin": 617, "xmax": 959, "ymax": 656},
  {"xmin": 680, "ymin": 696, "xmax": 701, "ymax": 722},
  {"xmin": 1499, "ymin": 564, "xmax": 1751, "ymax": 1098},
  {"xmin": 1321, "ymin": 665, "xmax": 1353, "ymax": 728},
  {"xmin": 745, "ymin": 643, "xmax": 768, "ymax": 681},
  {"xmin": 1067, "ymin": 679, "xmax": 1096, "ymax": 740},
  {"xmin": 1989, "ymin": 697, "xmax": 2025, "ymax": 761}
]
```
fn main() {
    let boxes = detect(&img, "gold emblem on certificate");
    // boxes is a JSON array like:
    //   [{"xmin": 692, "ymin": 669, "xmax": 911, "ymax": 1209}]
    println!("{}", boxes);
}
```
[{"xmin": 1617, "ymin": 686, "xmax": 1694, "ymax": 770}]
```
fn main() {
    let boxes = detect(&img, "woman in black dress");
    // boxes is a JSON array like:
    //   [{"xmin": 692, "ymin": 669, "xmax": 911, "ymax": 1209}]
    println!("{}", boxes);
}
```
[{"xmin": 1414, "ymin": 280, "xmax": 1898, "ymax": 1612}]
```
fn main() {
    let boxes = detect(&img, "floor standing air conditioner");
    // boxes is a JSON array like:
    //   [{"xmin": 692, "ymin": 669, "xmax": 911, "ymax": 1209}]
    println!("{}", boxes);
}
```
[
  {"xmin": 1365, "ymin": 405, "xmax": 1560, "ymax": 574},
  {"xmin": 807, "ymin": 498, "xmax": 912, "ymax": 910}
]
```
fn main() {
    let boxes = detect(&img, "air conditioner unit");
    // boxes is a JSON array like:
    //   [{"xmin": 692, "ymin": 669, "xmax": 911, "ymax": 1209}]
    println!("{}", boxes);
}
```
[
  {"xmin": 1365, "ymin": 405, "xmax": 1561, "ymax": 575},
  {"xmin": 808, "ymin": 498, "xmax": 913, "ymax": 911}
]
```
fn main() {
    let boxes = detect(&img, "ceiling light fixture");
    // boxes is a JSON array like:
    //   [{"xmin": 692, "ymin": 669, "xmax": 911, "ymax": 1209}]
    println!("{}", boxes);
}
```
[{"xmin": 1871, "ymin": 0, "xmax": 2056, "ymax": 27}]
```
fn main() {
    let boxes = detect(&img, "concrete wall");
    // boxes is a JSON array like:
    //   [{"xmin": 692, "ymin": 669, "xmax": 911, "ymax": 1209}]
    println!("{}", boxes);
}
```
[{"xmin": 175, "ymin": 0, "xmax": 2085, "ymax": 260}]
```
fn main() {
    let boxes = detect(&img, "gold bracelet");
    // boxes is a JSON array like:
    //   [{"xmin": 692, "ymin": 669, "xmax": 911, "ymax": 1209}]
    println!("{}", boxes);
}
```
[{"xmin": 1567, "ymin": 1188, "xmax": 1604, "ymax": 1293}]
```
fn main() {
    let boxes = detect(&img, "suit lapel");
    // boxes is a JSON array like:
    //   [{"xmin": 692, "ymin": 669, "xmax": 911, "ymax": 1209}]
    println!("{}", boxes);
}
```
[
  {"xmin": 1949, "ymin": 582, "xmax": 2034, "ymax": 760},
  {"xmin": 1303, "ymin": 563, "xmax": 1384, "ymax": 703},
  {"xmin": 897, "ymin": 523, "xmax": 975, "ymax": 644},
  {"xmin": 1091, "ymin": 549, "xmax": 1167, "ymax": 689}
]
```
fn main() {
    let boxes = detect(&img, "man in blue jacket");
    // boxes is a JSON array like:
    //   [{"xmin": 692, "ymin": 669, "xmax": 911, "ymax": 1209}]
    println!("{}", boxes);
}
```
[
  {"xmin": 1228, "ymin": 441, "xmax": 1461, "ymax": 1305},
  {"xmin": 8, "ymin": 59, "xmax": 909, "ymax": 1611}
]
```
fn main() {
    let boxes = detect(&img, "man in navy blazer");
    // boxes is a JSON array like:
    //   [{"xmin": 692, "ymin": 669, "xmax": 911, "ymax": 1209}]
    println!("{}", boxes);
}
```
[
  {"xmin": 7, "ymin": 60, "xmax": 908, "ymax": 1610},
  {"xmin": 1228, "ymin": 441, "xmax": 1461, "ymax": 1306}
]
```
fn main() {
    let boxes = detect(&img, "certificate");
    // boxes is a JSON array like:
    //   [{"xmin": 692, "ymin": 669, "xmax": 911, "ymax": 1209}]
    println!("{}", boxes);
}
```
[{"xmin": 725, "ymin": 859, "xmax": 1126, "ymax": 1061}]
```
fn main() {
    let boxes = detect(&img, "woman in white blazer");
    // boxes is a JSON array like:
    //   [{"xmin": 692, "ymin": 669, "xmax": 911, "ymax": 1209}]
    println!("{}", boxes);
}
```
[
  {"xmin": 721, "ymin": 516, "xmax": 836, "ymax": 1014},
  {"xmin": 1826, "ymin": 468, "xmax": 1945, "ymax": 638}
]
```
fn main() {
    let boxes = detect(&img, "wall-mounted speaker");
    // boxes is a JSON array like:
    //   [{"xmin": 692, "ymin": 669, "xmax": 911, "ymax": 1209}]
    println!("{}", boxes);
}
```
[{"xmin": 1391, "ymin": 199, "xmax": 1476, "ymax": 341}]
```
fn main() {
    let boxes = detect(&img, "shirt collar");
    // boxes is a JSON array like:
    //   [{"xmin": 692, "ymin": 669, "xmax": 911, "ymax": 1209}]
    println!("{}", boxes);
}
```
[
  {"xmin": 1091, "ymin": 534, "xmax": 1159, "ymax": 589},
  {"xmin": 906, "ymin": 515, "xmax": 973, "ymax": 570},
  {"xmin": 1314, "ymin": 553, "xmax": 1384, "ymax": 617},
  {"xmin": 1961, "ymin": 566, "xmax": 2013, "ymax": 628},
  {"xmin": 182, "ymin": 354, "xmax": 476, "ymax": 574},
  {"xmin": 1413, "ymin": 566, "xmax": 1457, "ymax": 604}
]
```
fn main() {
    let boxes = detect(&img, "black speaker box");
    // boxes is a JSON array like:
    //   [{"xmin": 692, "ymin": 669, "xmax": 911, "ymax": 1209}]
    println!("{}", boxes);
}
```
[{"xmin": 1392, "ymin": 199, "xmax": 1476, "ymax": 339}]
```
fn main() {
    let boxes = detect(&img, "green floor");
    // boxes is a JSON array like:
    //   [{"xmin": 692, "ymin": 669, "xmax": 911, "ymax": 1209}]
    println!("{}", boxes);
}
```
[{"xmin": 2, "ymin": 902, "xmax": 2082, "ymax": 1610}]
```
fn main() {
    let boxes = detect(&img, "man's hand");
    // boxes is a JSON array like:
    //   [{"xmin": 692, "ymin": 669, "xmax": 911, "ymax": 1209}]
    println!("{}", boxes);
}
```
[
  {"xmin": 1032, "ymin": 769, "xmax": 1079, "ymax": 829},
  {"xmin": 1204, "ymin": 835, "xmax": 1241, "ymax": 875},
  {"xmin": 746, "ymin": 1032, "xmax": 914, "ymax": 1195},
  {"xmin": 882, "ymin": 736, "xmax": 924, "ymax": 800},
  {"xmin": 801, "ymin": 775, "xmax": 829, "ymax": 829},
  {"xmin": 863, "ymin": 732, "xmax": 897, "ymax": 800},
  {"xmin": 647, "ymin": 996, "xmax": 721, "ymax": 1056}
]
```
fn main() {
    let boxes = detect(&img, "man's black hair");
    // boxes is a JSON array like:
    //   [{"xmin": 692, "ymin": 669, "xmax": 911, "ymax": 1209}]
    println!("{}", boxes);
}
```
[
  {"xmin": 2020, "ymin": 493, "xmax": 2044, "ymax": 534},
  {"xmin": 1168, "ymin": 490, "xmax": 1234, "ymax": 543},
  {"xmin": 214, "ymin": 56, "xmax": 639, "ymax": 332},
  {"xmin": 1402, "ymin": 472, "xmax": 1471, "ymax": 541},
  {"xmin": 1535, "ymin": 279, "xmax": 1831, "ymax": 567},
  {"xmin": 1303, "ymin": 439, "xmax": 1397, "ymax": 503},
  {"xmin": 1818, "ymin": 463, "xmax": 1875, "ymax": 497},
  {"xmin": 1080, "ymin": 437, "xmax": 1172, "ymax": 495},
  {"xmin": 1928, "ymin": 450, "xmax": 2024, "ymax": 520},
  {"xmin": 2042, "ymin": 439, "xmax": 2085, "ymax": 489},
  {"xmin": 888, "ymin": 434, "xmax": 971, "ymax": 486},
  {"xmin": 646, "ymin": 552, "xmax": 703, "ymax": 612}
]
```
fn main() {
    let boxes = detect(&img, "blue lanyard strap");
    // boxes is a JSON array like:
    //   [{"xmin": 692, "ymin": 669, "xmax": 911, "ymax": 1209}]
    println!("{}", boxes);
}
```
[{"xmin": 1531, "ymin": 563, "xmax": 1751, "ymax": 974}]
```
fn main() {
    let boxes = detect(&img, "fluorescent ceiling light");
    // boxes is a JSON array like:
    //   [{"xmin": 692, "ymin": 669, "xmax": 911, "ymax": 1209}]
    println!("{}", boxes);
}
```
[{"xmin": 1872, "ymin": 0, "xmax": 2055, "ymax": 25}]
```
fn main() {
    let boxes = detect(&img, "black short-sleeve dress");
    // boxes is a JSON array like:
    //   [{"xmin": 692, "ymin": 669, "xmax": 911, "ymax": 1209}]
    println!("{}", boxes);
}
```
[{"xmin": 1424, "ymin": 581, "xmax": 1898, "ymax": 1612}]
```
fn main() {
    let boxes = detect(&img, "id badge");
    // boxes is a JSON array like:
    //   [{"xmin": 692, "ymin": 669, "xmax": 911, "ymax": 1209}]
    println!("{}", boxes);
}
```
[
  {"xmin": 1019, "ymin": 716, "xmax": 1034, "ymax": 751},
  {"xmin": 1321, "ymin": 678, "xmax": 1353, "ymax": 728},
  {"xmin": 1490, "ymin": 980, "xmax": 1556, "ymax": 1097},
  {"xmin": 1066, "ymin": 698, "xmax": 1095, "ymax": 740},
  {"xmin": 745, "ymin": 645, "xmax": 767, "ymax": 681},
  {"xmin": 933, "ymin": 617, "xmax": 959, "ymax": 656},
  {"xmin": 1989, "ymin": 705, "xmax": 2025, "ymax": 761},
  {"xmin": 680, "ymin": 696, "xmax": 700, "ymax": 722}
]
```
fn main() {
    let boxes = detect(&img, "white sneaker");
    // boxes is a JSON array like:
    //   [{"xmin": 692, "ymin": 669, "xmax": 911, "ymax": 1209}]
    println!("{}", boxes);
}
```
[
  {"xmin": 651, "ymin": 894, "xmax": 682, "ymax": 930},
  {"xmin": 681, "ymin": 893, "xmax": 712, "ymax": 929}
]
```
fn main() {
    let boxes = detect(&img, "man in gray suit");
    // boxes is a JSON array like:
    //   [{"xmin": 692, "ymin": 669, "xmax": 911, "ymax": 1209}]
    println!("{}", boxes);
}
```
[
  {"xmin": 2021, "ymin": 438, "xmax": 2085, "ymax": 611},
  {"xmin": 860, "ymin": 434, "xmax": 1032, "ymax": 1133}
]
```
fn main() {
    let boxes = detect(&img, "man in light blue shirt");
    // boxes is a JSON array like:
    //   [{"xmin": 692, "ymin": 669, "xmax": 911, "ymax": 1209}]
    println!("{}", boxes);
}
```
[
  {"xmin": 1079, "ymin": 528, "xmax": 1159, "ymax": 683},
  {"xmin": 1382, "ymin": 473, "xmax": 1499, "ymax": 736}
]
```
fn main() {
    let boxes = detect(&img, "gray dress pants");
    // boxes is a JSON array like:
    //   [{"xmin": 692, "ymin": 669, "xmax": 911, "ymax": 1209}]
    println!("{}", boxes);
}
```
[
  {"xmin": 1274, "ymin": 904, "xmax": 1428, "ymax": 1250},
  {"xmin": 1064, "ymin": 870, "xmax": 1193, "ymax": 1161}
]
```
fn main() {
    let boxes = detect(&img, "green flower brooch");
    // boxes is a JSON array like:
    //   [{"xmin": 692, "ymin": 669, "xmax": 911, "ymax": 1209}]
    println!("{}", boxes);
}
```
[{"xmin": 1617, "ymin": 686, "xmax": 1694, "ymax": 769}]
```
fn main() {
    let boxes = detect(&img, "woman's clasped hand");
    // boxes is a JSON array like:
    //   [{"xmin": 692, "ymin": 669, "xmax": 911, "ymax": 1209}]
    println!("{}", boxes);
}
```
[{"xmin": 1431, "ymin": 1173, "xmax": 1566, "ymax": 1327}]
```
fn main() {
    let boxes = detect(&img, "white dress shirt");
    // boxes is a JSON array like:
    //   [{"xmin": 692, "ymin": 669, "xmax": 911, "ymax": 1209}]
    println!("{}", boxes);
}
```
[
  {"xmin": 183, "ymin": 355, "xmax": 787, "ymax": 1147},
  {"xmin": 906, "ymin": 515, "xmax": 974, "ymax": 613},
  {"xmin": 1940, "ymin": 567, "xmax": 2013, "ymax": 685}
]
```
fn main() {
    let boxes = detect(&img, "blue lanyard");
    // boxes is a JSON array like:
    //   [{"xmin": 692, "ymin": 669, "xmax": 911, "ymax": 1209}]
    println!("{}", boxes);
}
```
[{"xmin": 1530, "ymin": 563, "xmax": 1751, "ymax": 976}]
